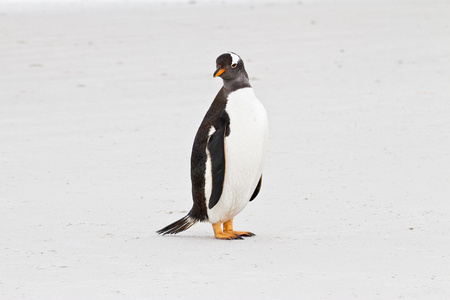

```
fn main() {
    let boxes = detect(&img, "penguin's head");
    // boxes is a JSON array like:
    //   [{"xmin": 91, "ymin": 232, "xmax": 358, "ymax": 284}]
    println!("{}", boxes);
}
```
[{"xmin": 213, "ymin": 52, "xmax": 246, "ymax": 80}]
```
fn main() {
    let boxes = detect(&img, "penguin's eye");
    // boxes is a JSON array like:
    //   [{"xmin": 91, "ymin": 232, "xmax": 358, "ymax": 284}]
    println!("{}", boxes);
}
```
[{"xmin": 231, "ymin": 63, "xmax": 237, "ymax": 68}]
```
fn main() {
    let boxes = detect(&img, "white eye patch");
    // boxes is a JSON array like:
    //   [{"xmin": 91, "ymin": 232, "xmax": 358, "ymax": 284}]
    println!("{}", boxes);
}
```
[{"xmin": 228, "ymin": 52, "xmax": 240, "ymax": 67}]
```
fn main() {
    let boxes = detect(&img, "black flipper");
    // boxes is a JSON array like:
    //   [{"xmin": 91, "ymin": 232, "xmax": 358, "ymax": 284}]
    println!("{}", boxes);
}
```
[
  {"xmin": 207, "ymin": 125, "xmax": 227, "ymax": 209},
  {"xmin": 250, "ymin": 175, "xmax": 262, "ymax": 201}
]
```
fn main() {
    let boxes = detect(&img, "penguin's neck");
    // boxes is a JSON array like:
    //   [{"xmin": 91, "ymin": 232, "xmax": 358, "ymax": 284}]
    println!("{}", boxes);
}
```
[{"xmin": 222, "ymin": 72, "xmax": 251, "ymax": 95}]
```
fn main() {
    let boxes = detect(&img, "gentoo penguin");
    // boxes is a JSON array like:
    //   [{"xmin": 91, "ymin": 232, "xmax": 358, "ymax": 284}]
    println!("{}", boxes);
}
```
[{"xmin": 157, "ymin": 52, "xmax": 269, "ymax": 240}]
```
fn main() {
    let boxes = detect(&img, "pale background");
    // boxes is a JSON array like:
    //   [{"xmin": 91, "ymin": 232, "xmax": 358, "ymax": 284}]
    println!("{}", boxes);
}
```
[{"xmin": 1, "ymin": 0, "xmax": 450, "ymax": 299}]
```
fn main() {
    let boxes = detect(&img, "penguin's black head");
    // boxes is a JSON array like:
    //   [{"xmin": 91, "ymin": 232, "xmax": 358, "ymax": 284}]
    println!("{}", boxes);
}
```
[
  {"xmin": 213, "ymin": 52, "xmax": 247, "ymax": 80},
  {"xmin": 213, "ymin": 52, "xmax": 251, "ymax": 91}
]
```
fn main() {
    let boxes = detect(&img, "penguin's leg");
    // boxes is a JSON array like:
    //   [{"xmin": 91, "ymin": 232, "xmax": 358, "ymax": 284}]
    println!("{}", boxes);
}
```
[
  {"xmin": 212, "ymin": 222, "xmax": 243, "ymax": 240},
  {"xmin": 223, "ymin": 219, "xmax": 255, "ymax": 237}
]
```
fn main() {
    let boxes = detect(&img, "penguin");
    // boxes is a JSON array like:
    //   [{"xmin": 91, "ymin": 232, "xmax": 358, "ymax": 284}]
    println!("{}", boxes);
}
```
[{"xmin": 157, "ymin": 52, "xmax": 269, "ymax": 240}]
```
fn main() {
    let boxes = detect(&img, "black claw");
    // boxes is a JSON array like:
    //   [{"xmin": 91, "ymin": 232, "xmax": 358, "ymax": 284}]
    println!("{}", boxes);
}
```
[{"xmin": 238, "ymin": 232, "xmax": 255, "ymax": 237}]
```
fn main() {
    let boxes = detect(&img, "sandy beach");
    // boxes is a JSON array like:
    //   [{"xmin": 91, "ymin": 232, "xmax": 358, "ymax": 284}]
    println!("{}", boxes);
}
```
[{"xmin": 1, "ymin": 0, "xmax": 450, "ymax": 299}]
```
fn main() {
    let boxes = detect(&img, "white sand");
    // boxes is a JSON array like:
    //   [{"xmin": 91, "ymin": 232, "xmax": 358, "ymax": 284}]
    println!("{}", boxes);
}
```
[{"xmin": 1, "ymin": 0, "xmax": 450, "ymax": 299}]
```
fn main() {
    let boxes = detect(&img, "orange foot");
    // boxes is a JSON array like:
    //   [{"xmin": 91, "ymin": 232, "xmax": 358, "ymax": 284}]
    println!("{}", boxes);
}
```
[
  {"xmin": 212, "ymin": 219, "xmax": 255, "ymax": 240},
  {"xmin": 226, "ymin": 231, "xmax": 255, "ymax": 237}
]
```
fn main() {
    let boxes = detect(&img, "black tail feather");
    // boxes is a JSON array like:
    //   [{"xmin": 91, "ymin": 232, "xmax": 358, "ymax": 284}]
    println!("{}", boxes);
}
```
[{"xmin": 157, "ymin": 214, "xmax": 199, "ymax": 235}]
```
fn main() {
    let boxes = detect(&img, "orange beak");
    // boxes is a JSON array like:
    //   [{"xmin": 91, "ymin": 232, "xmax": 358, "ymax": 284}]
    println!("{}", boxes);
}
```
[{"xmin": 213, "ymin": 68, "xmax": 226, "ymax": 77}]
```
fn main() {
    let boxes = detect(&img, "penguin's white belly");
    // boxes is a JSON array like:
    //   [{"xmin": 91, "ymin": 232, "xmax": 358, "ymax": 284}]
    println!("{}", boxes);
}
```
[{"xmin": 207, "ymin": 87, "xmax": 269, "ymax": 224}]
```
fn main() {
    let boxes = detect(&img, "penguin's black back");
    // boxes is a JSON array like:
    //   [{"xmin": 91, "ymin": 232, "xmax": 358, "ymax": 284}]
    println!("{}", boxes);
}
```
[{"xmin": 189, "ymin": 87, "xmax": 230, "ymax": 221}]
